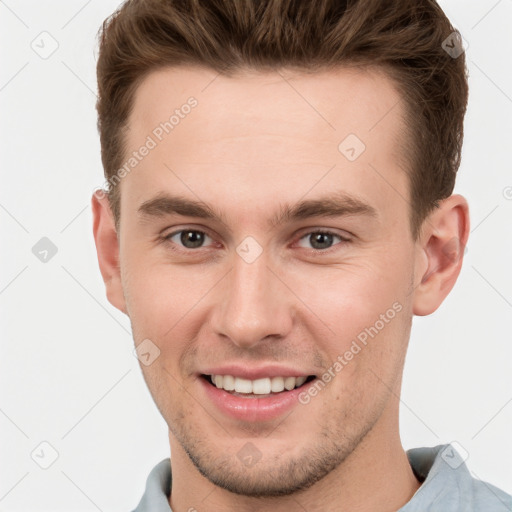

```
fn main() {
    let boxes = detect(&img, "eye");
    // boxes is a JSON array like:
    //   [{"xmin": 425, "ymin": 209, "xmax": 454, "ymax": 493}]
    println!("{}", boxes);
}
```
[
  {"xmin": 297, "ymin": 230, "xmax": 349, "ymax": 251},
  {"xmin": 164, "ymin": 229, "xmax": 214, "ymax": 249},
  {"xmin": 161, "ymin": 228, "xmax": 349, "ymax": 253}
]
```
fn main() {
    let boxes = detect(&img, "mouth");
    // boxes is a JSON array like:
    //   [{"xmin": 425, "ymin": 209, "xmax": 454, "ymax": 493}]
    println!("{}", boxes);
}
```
[
  {"xmin": 198, "ymin": 365, "xmax": 321, "ymax": 422},
  {"xmin": 201, "ymin": 373, "xmax": 317, "ymax": 398}
]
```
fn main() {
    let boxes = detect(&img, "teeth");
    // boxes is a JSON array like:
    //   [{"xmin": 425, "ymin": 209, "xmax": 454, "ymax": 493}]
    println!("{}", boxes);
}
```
[
  {"xmin": 234, "ymin": 378, "xmax": 252, "ymax": 393},
  {"xmin": 284, "ymin": 376, "xmax": 296, "ymax": 390},
  {"xmin": 210, "ymin": 374, "xmax": 309, "ymax": 394},
  {"xmin": 271, "ymin": 376, "xmax": 285, "ymax": 392},
  {"xmin": 222, "ymin": 374, "xmax": 235, "ymax": 391},
  {"xmin": 295, "ymin": 376, "xmax": 307, "ymax": 387},
  {"xmin": 252, "ymin": 378, "xmax": 271, "ymax": 394}
]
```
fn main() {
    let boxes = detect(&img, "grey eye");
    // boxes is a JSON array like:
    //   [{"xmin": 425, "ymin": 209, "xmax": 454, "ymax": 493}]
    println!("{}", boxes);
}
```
[
  {"xmin": 297, "ymin": 231, "xmax": 344, "ymax": 250},
  {"xmin": 167, "ymin": 230, "xmax": 212, "ymax": 249}
]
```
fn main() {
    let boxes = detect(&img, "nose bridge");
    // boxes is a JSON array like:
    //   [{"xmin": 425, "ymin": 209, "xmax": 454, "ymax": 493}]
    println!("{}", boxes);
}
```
[{"xmin": 211, "ymin": 247, "xmax": 291, "ymax": 348}]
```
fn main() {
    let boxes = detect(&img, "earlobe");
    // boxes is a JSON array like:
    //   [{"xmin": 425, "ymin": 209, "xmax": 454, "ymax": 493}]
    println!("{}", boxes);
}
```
[
  {"xmin": 91, "ymin": 191, "xmax": 128, "ymax": 315},
  {"xmin": 412, "ymin": 194, "xmax": 470, "ymax": 316}
]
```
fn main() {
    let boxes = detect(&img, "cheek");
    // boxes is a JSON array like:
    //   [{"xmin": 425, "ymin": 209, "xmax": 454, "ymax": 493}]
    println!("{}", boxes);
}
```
[
  {"xmin": 284, "ymin": 259, "xmax": 413, "ymax": 397},
  {"xmin": 122, "ymin": 258, "xmax": 207, "ymax": 333},
  {"xmin": 287, "ymin": 259, "xmax": 410, "ymax": 336},
  {"xmin": 122, "ymin": 260, "xmax": 220, "ymax": 379}
]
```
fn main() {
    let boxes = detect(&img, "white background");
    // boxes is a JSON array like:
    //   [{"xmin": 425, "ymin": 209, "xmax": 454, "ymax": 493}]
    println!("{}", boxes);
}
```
[{"xmin": 0, "ymin": 1, "xmax": 511, "ymax": 510}]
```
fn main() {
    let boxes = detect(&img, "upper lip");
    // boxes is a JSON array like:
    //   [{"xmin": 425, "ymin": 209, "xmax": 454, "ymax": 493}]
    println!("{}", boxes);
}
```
[{"xmin": 199, "ymin": 364, "xmax": 316, "ymax": 380}]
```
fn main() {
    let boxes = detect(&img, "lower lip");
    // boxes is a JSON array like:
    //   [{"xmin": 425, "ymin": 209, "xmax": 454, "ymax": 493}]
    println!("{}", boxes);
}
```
[{"xmin": 199, "ymin": 377, "xmax": 313, "ymax": 422}]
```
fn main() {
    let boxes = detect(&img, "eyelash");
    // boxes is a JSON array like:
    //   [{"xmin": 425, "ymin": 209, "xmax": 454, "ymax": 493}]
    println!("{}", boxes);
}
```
[{"xmin": 161, "ymin": 228, "xmax": 350, "ymax": 254}]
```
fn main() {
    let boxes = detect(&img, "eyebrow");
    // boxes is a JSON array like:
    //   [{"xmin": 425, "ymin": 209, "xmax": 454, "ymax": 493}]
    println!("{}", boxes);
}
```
[{"xmin": 137, "ymin": 192, "xmax": 378, "ymax": 228}]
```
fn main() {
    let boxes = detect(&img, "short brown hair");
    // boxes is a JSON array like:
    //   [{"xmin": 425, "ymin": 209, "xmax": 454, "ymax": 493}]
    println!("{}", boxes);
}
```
[{"xmin": 96, "ymin": 0, "xmax": 468, "ymax": 239}]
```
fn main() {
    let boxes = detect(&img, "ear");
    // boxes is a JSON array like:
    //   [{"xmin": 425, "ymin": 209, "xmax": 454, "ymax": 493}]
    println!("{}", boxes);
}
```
[
  {"xmin": 91, "ymin": 190, "xmax": 127, "ymax": 315},
  {"xmin": 412, "ymin": 194, "xmax": 470, "ymax": 316}
]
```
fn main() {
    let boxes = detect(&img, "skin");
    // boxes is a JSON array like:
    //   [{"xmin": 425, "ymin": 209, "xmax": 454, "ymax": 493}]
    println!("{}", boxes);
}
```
[{"xmin": 92, "ymin": 65, "xmax": 469, "ymax": 512}]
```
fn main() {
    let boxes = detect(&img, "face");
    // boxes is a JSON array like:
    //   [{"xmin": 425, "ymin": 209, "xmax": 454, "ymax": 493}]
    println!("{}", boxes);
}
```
[{"xmin": 115, "ymin": 66, "xmax": 421, "ymax": 496}]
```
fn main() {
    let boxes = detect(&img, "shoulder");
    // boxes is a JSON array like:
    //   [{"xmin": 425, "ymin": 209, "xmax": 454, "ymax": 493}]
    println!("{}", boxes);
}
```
[
  {"xmin": 131, "ymin": 458, "xmax": 172, "ymax": 512},
  {"xmin": 402, "ymin": 444, "xmax": 512, "ymax": 511}
]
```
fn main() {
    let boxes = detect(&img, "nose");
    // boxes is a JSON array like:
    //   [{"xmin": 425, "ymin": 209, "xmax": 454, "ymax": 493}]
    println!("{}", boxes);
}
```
[{"xmin": 210, "ymin": 248, "xmax": 293, "ymax": 349}]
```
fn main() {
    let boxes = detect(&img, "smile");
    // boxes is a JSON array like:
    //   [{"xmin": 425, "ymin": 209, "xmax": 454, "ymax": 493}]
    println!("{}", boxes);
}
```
[
  {"xmin": 200, "ymin": 373, "xmax": 318, "ymax": 422},
  {"xmin": 206, "ymin": 374, "xmax": 313, "ymax": 396}
]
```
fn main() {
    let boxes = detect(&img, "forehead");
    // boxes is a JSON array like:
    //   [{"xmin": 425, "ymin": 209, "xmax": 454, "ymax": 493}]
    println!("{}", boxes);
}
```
[
  {"xmin": 123, "ymin": 65, "xmax": 409, "ymax": 226},
  {"xmin": 129, "ymin": 64, "xmax": 404, "ymax": 142}
]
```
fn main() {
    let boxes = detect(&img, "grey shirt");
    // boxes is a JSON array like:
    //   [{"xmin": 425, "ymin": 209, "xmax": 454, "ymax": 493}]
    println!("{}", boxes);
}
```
[{"xmin": 131, "ymin": 443, "xmax": 512, "ymax": 511}]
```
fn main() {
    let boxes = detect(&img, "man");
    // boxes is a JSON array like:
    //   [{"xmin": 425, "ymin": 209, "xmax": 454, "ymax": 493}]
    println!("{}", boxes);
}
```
[{"xmin": 91, "ymin": 0, "xmax": 512, "ymax": 510}]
